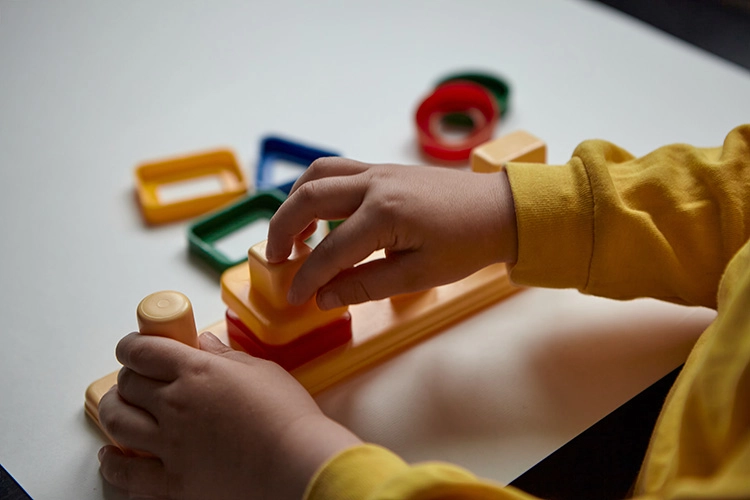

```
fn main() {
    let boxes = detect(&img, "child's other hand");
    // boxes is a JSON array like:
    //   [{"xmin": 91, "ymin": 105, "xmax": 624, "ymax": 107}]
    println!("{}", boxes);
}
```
[
  {"xmin": 97, "ymin": 332, "xmax": 361, "ymax": 500},
  {"xmin": 266, "ymin": 158, "xmax": 518, "ymax": 310}
]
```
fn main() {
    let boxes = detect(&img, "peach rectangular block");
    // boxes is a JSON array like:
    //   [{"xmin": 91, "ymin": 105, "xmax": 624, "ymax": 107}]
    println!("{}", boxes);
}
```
[{"xmin": 471, "ymin": 130, "xmax": 547, "ymax": 173}]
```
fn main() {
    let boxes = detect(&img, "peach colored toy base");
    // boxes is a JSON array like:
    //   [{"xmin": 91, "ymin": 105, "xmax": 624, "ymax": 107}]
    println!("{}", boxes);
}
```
[{"xmin": 85, "ymin": 263, "xmax": 519, "ymax": 434}]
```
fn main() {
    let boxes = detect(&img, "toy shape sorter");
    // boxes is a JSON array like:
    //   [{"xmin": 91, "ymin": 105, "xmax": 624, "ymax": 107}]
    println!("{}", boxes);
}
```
[
  {"xmin": 86, "ymin": 130, "xmax": 547, "ymax": 435},
  {"xmin": 255, "ymin": 136, "xmax": 339, "ymax": 195},
  {"xmin": 135, "ymin": 149, "xmax": 249, "ymax": 225},
  {"xmin": 188, "ymin": 190, "xmax": 287, "ymax": 273}
]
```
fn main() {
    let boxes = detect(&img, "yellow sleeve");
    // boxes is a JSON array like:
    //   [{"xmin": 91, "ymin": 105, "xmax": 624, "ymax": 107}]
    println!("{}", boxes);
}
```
[
  {"xmin": 505, "ymin": 124, "xmax": 750, "ymax": 308},
  {"xmin": 303, "ymin": 444, "xmax": 538, "ymax": 500}
]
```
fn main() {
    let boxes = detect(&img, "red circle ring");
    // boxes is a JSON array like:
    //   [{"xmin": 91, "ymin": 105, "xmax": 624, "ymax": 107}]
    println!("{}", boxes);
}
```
[{"xmin": 415, "ymin": 81, "xmax": 499, "ymax": 162}]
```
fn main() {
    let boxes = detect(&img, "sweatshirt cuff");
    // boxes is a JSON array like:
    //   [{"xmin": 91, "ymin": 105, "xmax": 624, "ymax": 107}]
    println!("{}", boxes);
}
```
[
  {"xmin": 505, "ymin": 159, "xmax": 595, "ymax": 290},
  {"xmin": 304, "ymin": 444, "xmax": 410, "ymax": 500}
]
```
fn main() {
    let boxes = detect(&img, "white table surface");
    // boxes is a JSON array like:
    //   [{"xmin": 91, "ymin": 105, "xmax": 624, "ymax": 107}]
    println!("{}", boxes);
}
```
[{"xmin": 1, "ymin": 1, "xmax": 748, "ymax": 498}]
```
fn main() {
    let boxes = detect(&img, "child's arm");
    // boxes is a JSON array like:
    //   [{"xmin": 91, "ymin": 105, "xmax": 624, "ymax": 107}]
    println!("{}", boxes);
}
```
[
  {"xmin": 266, "ymin": 158, "xmax": 518, "ymax": 310},
  {"xmin": 293, "ymin": 125, "xmax": 750, "ymax": 500},
  {"xmin": 97, "ymin": 332, "xmax": 361, "ymax": 500},
  {"xmin": 269, "ymin": 126, "xmax": 750, "ymax": 310}
]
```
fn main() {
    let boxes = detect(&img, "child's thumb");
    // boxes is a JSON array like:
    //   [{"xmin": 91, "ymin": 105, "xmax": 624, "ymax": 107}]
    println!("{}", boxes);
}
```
[
  {"xmin": 198, "ymin": 331, "xmax": 234, "ymax": 355},
  {"xmin": 198, "ymin": 331, "xmax": 264, "ymax": 366}
]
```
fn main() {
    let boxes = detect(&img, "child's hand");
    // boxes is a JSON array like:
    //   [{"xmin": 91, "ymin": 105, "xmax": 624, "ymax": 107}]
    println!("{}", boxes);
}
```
[
  {"xmin": 266, "ymin": 158, "xmax": 518, "ymax": 309},
  {"xmin": 97, "ymin": 332, "xmax": 361, "ymax": 500}
]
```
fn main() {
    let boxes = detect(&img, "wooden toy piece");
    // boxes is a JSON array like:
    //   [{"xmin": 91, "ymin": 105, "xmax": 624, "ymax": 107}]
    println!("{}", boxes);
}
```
[
  {"xmin": 471, "ymin": 130, "xmax": 547, "ymax": 173},
  {"xmin": 137, "ymin": 290, "xmax": 200, "ymax": 348},
  {"xmin": 221, "ymin": 240, "xmax": 350, "ymax": 346},
  {"xmin": 135, "ymin": 149, "xmax": 248, "ymax": 225}
]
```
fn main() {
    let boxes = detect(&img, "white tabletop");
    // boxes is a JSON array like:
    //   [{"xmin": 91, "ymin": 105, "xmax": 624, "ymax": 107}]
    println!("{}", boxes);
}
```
[{"xmin": 1, "ymin": 1, "xmax": 748, "ymax": 498}]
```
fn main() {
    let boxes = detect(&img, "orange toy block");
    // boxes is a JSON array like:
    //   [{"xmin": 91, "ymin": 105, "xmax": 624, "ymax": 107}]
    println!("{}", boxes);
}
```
[
  {"xmin": 222, "ymin": 240, "xmax": 349, "ymax": 345},
  {"xmin": 135, "ymin": 149, "xmax": 248, "ymax": 225},
  {"xmin": 248, "ymin": 240, "xmax": 312, "ymax": 310},
  {"xmin": 471, "ymin": 130, "xmax": 546, "ymax": 173}
]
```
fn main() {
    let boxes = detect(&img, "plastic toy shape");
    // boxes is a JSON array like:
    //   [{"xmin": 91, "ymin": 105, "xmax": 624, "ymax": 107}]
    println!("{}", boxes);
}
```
[
  {"xmin": 415, "ymin": 81, "xmax": 499, "ymax": 162},
  {"xmin": 437, "ymin": 71, "xmax": 511, "ymax": 116},
  {"xmin": 135, "ymin": 149, "xmax": 248, "ymax": 225},
  {"xmin": 255, "ymin": 136, "xmax": 339, "ymax": 195},
  {"xmin": 85, "ymin": 264, "xmax": 519, "ymax": 432},
  {"xmin": 226, "ymin": 309, "xmax": 352, "ymax": 371},
  {"xmin": 136, "ymin": 290, "xmax": 199, "ymax": 347},
  {"xmin": 188, "ymin": 190, "xmax": 286, "ymax": 273},
  {"xmin": 471, "ymin": 130, "xmax": 547, "ymax": 173},
  {"xmin": 288, "ymin": 263, "xmax": 518, "ymax": 394},
  {"xmin": 222, "ymin": 241, "xmax": 520, "ymax": 394},
  {"xmin": 222, "ymin": 240, "xmax": 350, "ymax": 345}
]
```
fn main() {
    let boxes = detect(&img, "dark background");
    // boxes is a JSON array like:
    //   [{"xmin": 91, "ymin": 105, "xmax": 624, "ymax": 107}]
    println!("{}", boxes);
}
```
[{"xmin": 591, "ymin": 0, "xmax": 750, "ymax": 70}]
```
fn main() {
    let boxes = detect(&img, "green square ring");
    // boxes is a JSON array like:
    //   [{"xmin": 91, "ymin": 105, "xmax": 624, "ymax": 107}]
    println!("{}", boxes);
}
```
[{"xmin": 188, "ymin": 190, "xmax": 287, "ymax": 273}]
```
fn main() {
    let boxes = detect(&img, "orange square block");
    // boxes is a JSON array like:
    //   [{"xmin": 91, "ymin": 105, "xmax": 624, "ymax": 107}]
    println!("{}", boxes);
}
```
[
  {"xmin": 248, "ymin": 240, "xmax": 308, "ymax": 310},
  {"xmin": 471, "ymin": 130, "xmax": 546, "ymax": 173},
  {"xmin": 221, "ymin": 240, "xmax": 349, "ymax": 345},
  {"xmin": 135, "ymin": 149, "xmax": 248, "ymax": 225}
]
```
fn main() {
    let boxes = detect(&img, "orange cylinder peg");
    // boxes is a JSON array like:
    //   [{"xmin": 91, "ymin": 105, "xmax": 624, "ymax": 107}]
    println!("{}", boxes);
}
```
[{"xmin": 136, "ymin": 290, "xmax": 200, "ymax": 348}]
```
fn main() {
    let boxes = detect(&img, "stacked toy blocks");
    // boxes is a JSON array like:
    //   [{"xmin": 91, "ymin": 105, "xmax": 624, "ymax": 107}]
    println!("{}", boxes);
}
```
[
  {"xmin": 219, "ymin": 243, "xmax": 520, "ymax": 395},
  {"xmin": 222, "ymin": 241, "xmax": 353, "ymax": 370}
]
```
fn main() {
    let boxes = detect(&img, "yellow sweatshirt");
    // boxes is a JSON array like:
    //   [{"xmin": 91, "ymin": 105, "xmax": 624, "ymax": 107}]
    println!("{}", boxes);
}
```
[{"xmin": 304, "ymin": 125, "xmax": 750, "ymax": 500}]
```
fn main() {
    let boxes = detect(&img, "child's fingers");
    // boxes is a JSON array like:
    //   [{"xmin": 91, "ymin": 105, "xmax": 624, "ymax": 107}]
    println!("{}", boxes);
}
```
[
  {"xmin": 98, "ymin": 445, "xmax": 168, "ymax": 498},
  {"xmin": 287, "ymin": 157, "xmax": 371, "ymax": 197},
  {"xmin": 98, "ymin": 387, "xmax": 161, "ymax": 456},
  {"xmin": 116, "ymin": 367, "xmax": 168, "ymax": 418},
  {"xmin": 266, "ymin": 175, "xmax": 367, "ymax": 263},
  {"xmin": 288, "ymin": 209, "xmax": 385, "ymax": 306},
  {"xmin": 198, "ymin": 331, "xmax": 266, "ymax": 366},
  {"xmin": 316, "ymin": 252, "xmax": 424, "ymax": 308},
  {"xmin": 115, "ymin": 332, "xmax": 197, "ymax": 382},
  {"xmin": 297, "ymin": 220, "xmax": 318, "ymax": 242}
]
